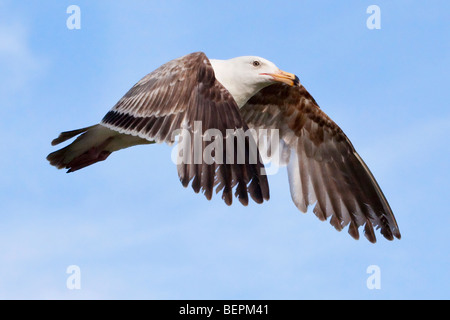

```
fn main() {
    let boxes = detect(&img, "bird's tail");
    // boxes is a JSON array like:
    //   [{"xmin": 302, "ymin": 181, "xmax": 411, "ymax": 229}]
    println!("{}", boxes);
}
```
[
  {"xmin": 48, "ymin": 123, "xmax": 153, "ymax": 173},
  {"xmin": 47, "ymin": 124, "xmax": 117, "ymax": 173}
]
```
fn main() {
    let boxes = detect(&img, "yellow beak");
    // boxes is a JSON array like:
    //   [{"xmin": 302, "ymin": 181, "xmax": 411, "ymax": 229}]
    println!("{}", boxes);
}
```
[{"xmin": 262, "ymin": 70, "xmax": 300, "ymax": 87}]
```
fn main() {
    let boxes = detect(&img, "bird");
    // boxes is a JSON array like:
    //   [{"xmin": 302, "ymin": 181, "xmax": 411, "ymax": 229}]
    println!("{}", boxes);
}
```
[{"xmin": 47, "ymin": 51, "xmax": 401, "ymax": 243}]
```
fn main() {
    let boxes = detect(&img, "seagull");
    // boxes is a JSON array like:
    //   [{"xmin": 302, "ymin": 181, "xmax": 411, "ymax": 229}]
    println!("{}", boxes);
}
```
[{"xmin": 47, "ymin": 52, "xmax": 401, "ymax": 243}]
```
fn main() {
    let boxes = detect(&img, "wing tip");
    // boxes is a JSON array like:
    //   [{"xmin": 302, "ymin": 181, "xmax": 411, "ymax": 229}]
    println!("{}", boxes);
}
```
[{"xmin": 348, "ymin": 221, "xmax": 360, "ymax": 240}]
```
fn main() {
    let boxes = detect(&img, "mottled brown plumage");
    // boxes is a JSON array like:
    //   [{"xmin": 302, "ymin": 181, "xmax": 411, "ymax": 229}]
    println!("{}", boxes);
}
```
[
  {"xmin": 241, "ymin": 84, "xmax": 401, "ymax": 242},
  {"xmin": 100, "ymin": 52, "xmax": 269, "ymax": 206}
]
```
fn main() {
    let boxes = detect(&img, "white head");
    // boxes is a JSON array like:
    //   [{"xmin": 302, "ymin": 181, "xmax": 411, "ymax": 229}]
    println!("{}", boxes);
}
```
[{"xmin": 209, "ymin": 56, "xmax": 299, "ymax": 108}]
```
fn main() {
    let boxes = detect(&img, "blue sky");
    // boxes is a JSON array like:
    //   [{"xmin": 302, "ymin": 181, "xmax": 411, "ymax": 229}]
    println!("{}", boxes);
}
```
[{"xmin": 0, "ymin": 0, "xmax": 449, "ymax": 299}]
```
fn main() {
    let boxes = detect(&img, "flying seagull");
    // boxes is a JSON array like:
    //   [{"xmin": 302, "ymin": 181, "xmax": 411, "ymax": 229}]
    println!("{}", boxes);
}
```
[{"xmin": 47, "ymin": 52, "xmax": 401, "ymax": 243}]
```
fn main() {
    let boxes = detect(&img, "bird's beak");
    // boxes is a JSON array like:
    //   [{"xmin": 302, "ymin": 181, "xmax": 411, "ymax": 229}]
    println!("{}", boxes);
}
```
[{"xmin": 262, "ymin": 70, "xmax": 300, "ymax": 87}]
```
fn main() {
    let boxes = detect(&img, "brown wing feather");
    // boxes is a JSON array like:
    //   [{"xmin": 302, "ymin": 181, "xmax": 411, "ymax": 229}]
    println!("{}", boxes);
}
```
[
  {"xmin": 101, "ymin": 52, "xmax": 269, "ymax": 206},
  {"xmin": 241, "ymin": 83, "xmax": 400, "ymax": 243}
]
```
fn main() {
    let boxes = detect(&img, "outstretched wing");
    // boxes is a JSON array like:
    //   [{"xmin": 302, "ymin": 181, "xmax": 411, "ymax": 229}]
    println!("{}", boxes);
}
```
[
  {"xmin": 101, "ymin": 52, "xmax": 269, "ymax": 206},
  {"xmin": 241, "ymin": 83, "xmax": 400, "ymax": 243}
]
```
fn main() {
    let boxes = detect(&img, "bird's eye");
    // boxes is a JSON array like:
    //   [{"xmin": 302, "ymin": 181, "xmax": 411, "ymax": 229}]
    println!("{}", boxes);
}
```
[{"xmin": 252, "ymin": 60, "xmax": 261, "ymax": 67}]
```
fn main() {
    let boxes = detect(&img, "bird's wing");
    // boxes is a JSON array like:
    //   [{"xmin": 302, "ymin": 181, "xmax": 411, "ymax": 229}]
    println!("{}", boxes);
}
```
[
  {"xmin": 240, "ymin": 83, "xmax": 400, "ymax": 242},
  {"xmin": 101, "ymin": 52, "xmax": 269, "ymax": 206}
]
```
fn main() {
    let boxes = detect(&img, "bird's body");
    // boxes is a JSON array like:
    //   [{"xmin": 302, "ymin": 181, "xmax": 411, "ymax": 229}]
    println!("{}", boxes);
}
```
[{"xmin": 47, "ymin": 52, "xmax": 401, "ymax": 243}]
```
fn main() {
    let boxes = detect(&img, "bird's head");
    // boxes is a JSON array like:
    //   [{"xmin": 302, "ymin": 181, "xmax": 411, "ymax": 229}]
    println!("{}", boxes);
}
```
[
  {"xmin": 209, "ymin": 55, "xmax": 300, "ymax": 107},
  {"xmin": 229, "ymin": 56, "xmax": 300, "ymax": 88}
]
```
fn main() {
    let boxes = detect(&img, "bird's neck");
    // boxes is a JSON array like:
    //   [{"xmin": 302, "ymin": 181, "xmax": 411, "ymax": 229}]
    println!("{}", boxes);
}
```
[{"xmin": 209, "ymin": 59, "xmax": 269, "ymax": 108}]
